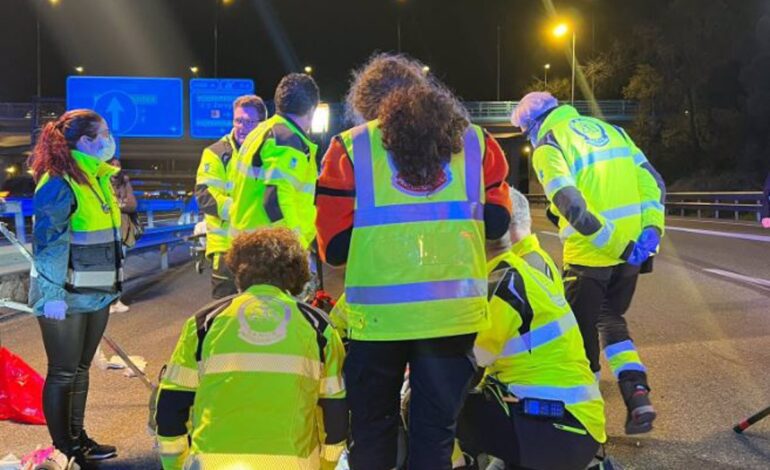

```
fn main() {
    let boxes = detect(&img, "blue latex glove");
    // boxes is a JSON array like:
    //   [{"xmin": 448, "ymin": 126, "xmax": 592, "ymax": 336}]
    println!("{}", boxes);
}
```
[
  {"xmin": 637, "ymin": 227, "xmax": 661, "ymax": 254},
  {"xmin": 43, "ymin": 300, "xmax": 68, "ymax": 320},
  {"xmin": 626, "ymin": 242, "xmax": 650, "ymax": 266}
]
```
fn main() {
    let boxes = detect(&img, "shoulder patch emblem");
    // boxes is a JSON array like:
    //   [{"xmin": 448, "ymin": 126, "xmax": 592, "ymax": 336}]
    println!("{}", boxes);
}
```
[{"xmin": 569, "ymin": 118, "xmax": 610, "ymax": 147}]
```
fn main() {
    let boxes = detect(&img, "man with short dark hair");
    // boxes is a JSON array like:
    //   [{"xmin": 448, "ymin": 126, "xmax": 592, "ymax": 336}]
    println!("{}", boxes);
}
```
[
  {"xmin": 195, "ymin": 94, "xmax": 268, "ymax": 298},
  {"xmin": 229, "ymin": 73, "xmax": 320, "ymax": 249}
]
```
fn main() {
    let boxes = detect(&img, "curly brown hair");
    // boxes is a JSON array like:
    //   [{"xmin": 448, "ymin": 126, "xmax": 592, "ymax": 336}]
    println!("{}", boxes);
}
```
[
  {"xmin": 379, "ymin": 83, "xmax": 470, "ymax": 187},
  {"xmin": 225, "ymin": 228, "xmax": 310, "ymax": 295},
  {"xmin": 345, "ymin": 53, "xmax": 427, "ymax": 124}
]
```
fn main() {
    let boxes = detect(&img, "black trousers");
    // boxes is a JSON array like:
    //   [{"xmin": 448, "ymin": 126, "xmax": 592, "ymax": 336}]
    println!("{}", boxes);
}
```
[
  {"xmin": 210, "ymin": 252, "xmax": 237, "ymax": 299},
  {"xmin": 457, "ymin": 392, "xmax": 600, "ymax": 470},
  {"xmin": 563, "ymin": 263, "xmax": 645, "ymax": 379},
  {"xmin": 38, "ymin": 308, "xmax": 109, "ymax": 452},
  {"xmin": 344, "ymin": 334, "xmax": 477, "ymax": 470}
]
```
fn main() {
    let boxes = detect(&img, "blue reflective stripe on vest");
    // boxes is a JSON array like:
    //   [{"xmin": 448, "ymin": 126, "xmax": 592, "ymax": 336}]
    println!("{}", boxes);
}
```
[
  {"xmin": 561, "ymin": 203, "xmax": 641, "ymax": 239},
  {"xmin": 508, "ymin": 383, "xmax": 602, "ymax": 405},
  {"xmin": 346, "ymin": 278, "xmax": 486, "ymax": 305},
  {"xmin": 591, "ymin": 223, "xmax": 612, "ymax": 249},
  {"xmin": 501, "ymin": 311, "xmax": 578, "ymax": 356},
  {"xmin": 632, "ymin": 152, "xmax": 648, "ymax": 166},
  {"xmin": 353, "ymin": 201, "xmax": 483, "ymax": 228},
  {"xmin": 572, "ymin": 147, "xmax": 633, "ymax": 174},
  {"xmin": 71, "ymin": 228, "xmax": 116, "ymax": 245},
  {"xmin": 641, "ymin": 200, "xmax": 665, "ymax": 212},
  {"xmin": 614, "ymin": 363, "xmax": 647, "ymax": 375},
  {"xmin": 463, "ymin": 128, "xmax": 482, "ymax": 202},
  {"xmin": 236, "ymin": 159, "xmax": 263, "ymax": 179},
  {"xmin": 603, "ymin": 339, "xmax": 636, "ymax": 359},
  {"xmin": 544, "ymin": 175, "xmax": 576, "ymax": 198},
  {"xmin": 351, "ymin": 125, "xmax": 375, "ymax": 208}
]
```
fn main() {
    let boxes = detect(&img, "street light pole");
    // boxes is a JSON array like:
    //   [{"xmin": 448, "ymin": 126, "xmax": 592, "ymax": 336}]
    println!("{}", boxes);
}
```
[
  {"xmin": 544, "ymin": 64, "xmax": 550, "ymax": 87},
  {"xmin": 214, "ymin": 0, "xmax": 219, "ymax": 78},
  {"xmin": 36, "ymin": 1, "xmax": 42, "ymax": 97},
  {"xmin": 570, "ymin": 31, "xmax": 576, "ymax": 105}
]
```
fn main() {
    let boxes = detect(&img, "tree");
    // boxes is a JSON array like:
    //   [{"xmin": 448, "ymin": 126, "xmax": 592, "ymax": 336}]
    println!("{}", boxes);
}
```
[{"xmin": 524, "ymin": 77, "xmax": 571, "ymax": 101}]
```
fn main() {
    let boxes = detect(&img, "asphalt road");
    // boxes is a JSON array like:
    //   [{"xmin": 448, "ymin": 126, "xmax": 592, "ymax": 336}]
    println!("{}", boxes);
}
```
[{"xmin": 0, "ymin": 215, "xmax": 768, "ymax": 469}]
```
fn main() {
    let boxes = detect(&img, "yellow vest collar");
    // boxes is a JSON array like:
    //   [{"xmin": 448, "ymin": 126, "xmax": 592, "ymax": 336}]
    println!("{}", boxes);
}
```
[
  {"xmin": 512, "ymin": 234, "xmax": 541, "ymax": 257},
  {"xmin": 244, "ymin": 283, "xmax": 293, "ymax": 300},
  {"xmin": 71, "ymin": 150, "xmax": 119, "ymax": 179}
]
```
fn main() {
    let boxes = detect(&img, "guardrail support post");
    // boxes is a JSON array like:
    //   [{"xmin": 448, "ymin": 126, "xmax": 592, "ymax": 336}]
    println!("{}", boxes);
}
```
[
  {"xmin": 146, "ymin": 210, "xmax": 155, "ymax": 228},
  {"xmin": 160, "ymin": 244, "xmax": 168, "ymax": 271},
  {"xmin": 13, "ymin": 206, "xmax": 25, "ymax": 244}
]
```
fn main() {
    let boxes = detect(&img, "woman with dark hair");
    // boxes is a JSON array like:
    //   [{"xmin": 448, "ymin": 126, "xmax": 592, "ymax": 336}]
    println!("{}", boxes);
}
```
[
  {"xmin": 28, "ymin": 109, "xmax": 122, "ymax": 468},
  {"xmin": 154, "ymin": 228, "xmax": 347, "ymax": 470},
  {"xmin": 316, "ymin": 53, "xmax": 512, "ymax": 469}
]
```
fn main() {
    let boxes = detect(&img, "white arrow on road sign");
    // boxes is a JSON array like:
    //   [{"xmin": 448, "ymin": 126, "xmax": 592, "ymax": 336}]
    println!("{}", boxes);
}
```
[{"xmin": 106, "ymin": 97, "xmax": 125, "ymax": 132}]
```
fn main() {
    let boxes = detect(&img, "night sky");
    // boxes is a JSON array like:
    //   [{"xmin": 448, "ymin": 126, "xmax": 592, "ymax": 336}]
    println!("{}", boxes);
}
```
[{"xmin": 0, "ymin": 0, "xmax": 665, "ymax": 104}]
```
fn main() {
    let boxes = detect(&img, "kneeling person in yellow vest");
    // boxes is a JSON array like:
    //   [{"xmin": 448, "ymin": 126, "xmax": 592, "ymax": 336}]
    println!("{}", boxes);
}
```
[
  {"xmin": 457, "ymin": 190, "xmax": 607, "ymax": 470},
  {"xmin": 154, "ymin": 228, "xmax": 347, "ymax": 470},
  {"xmin": 230, "ymin": 74, "xmax": 320, "ymax": 249}
]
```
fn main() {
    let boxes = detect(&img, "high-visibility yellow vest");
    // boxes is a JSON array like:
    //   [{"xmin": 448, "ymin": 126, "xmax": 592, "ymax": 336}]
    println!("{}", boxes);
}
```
[
  {"xmin": 229, "ymin": 115, "xmax": 318, "ymax": 248},
  {"xmin": 35, "ymin": 150, "xmax": 122, "ymax": 292},
  {"xmin": 532, "ymin": 105, "xmax": 665, "ymax": 267},
  {"xmin": 341, "ymin": 121, "xmax": 489, "ymax": 341},
  {"xmin": 478, "ymin": 234, "xmax": 606, "ymax": 443},
  {"xmin": 156, "ymin": 284, "xmax": 346, "ymax": 470},
  {"xmin": 195, "ymin": 133, "xmax": 238, "ymax": 255}
]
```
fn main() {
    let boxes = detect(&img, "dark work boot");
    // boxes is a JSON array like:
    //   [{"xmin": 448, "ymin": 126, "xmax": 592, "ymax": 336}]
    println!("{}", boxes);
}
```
[{"xmin": 619, "ymin": 374, "xmax": 656, "ymax": 435}]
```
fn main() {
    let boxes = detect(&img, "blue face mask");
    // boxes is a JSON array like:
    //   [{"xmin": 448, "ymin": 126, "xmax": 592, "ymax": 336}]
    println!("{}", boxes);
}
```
[{"xmin": 93, "ymin": 134, "xmax": 116, "ymax": 162}]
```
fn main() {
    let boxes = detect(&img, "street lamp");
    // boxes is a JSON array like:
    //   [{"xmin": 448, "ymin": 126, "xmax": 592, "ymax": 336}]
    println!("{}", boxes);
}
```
[
  {"xmin": 552, "ymin": 22, "xmax": 576, "ymax": 104},
  {"xmin": 304, "ymin": 65, "xmax": 313, "ymax": 74},
  {"xmin": 544, "ymin": 63, "xmax": 551, "ymax": 87},
  {"xmin": 74, "ymin": 66, "xmax": 84, "ymax": 74},
  {"xmin": 422, "ymin": 65, "xmax": 430, "ymax": 74},
  {"xmin": 190, "ymin": 66, "xmax": 200, "ymax": 77}
]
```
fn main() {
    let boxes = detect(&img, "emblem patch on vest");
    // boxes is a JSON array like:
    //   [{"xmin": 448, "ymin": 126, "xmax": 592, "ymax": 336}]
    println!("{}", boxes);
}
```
[
  {"xmin": 568, "ymin": 118, "xmax": 610, "ymax": 147},
  {"xmin": 237, "ymin": 296, "xmax": 291, "ymax": 345}
]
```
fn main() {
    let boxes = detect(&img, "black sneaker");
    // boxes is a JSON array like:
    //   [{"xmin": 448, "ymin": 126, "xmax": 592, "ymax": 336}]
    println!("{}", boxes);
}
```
[{"xmin": 79, "ymin": 431, "xmax": 117, "ymax": 461}]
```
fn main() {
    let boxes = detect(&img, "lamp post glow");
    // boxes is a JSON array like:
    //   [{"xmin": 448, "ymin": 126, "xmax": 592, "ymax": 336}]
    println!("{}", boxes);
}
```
[
  {"xmin": 304, "ymin": 65, "xmax": 313, "ymax": 74},
  {"xmin": 422, "ymin": 65, "xmax": 430, "ymax": 74},
  {"xmin": 552, "ymin": 22, "xmax": 576, "ymax": 104},
  {"xmin": 311, "ymin": 103, "xmax": 330, "ymax": 135},
  {"xmin": 74, "ymin": 66, "xmax": 84, "ymax": 74},
  {"xmin": 544, "ymin": 63, "xmax": 551, "ymax": 86},
  {"xmin": 190, "ymin": 66, "xmax": 200, "ymax": 77}
]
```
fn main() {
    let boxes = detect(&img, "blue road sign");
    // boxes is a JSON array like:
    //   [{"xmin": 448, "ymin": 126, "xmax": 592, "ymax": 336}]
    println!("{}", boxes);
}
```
[
  {"xmin": 190, "ymin": 78, "xmax": 255, "ymax": 139},
  {"xmin": 67, "ymin": 76, "xmax": 184, "ymax": 138}
]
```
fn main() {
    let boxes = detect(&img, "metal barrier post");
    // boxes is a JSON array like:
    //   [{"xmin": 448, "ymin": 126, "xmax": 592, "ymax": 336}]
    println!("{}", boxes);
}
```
[
  {"xmin": 146, "ymin": 210, "xmax": 155, "ymax": 228},
  {"xmin": 12, "ymin": 203, "xmax": 26, "ymax": 244},
  {"xmin": 160, "ymin": 244, "xmax": 169, "ymax": 271}
]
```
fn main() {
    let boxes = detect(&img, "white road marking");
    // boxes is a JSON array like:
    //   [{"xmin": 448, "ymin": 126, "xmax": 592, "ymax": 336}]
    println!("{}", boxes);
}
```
[
  {"xmin": 702, "ymin": 268, "xmax": 770, "ymax": 288},
  {"xmin": 666, "ymin": 226, "xmax": 770, "ymax": 243}
]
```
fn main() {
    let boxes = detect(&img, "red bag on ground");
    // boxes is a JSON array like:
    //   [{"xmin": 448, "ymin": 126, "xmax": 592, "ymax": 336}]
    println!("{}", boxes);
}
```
[{"xmin": 0, "ymin": 346, "xmax": 46, "ymax": 425}]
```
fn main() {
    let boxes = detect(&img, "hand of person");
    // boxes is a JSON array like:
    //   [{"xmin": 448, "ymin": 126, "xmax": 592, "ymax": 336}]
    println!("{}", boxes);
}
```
[
  {"xmin": 626, "ymin": 241, "xmax": 651, "ymax": 267},
  {"xmin": 762, "ymin": 217, "xmax": 770, "ymax": 229},
  {"xmin": 43, "ymin": 300, "xmax": 67, "ymax": 320},
  {"xmin": 637, "ymin": 227, "xmax": 661, "ymax": 254}
]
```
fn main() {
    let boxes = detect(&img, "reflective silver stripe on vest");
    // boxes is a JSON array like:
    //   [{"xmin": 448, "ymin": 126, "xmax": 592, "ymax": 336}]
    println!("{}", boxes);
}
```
[
  {"xmin": 67, "ymin": 269, "xmax": 117, "ymax": 288},
  {"xmin": 235, "ymin": 160, "xmax": 263, "ymax": 179},
  {"xmin": 501, "ymin": 311, "xmax": 578, "ymax": 356},
  {"xmin": 265, "ymin": 168, "xmax": 315, "ymax": 195},
  {"xmin": 71, "ymin": 228, "xmax": 117, "ymax": 245},
  {"xmin": 508, "ymin": 382, "xmax": 602, "ymax": 405}
]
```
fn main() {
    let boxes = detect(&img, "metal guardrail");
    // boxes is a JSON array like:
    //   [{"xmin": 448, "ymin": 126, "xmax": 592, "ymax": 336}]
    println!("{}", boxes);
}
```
[
  {"xmin": 0, "ymin": 197, "xmax": 199, "ymax": 271},
  {"xmin": 465, "ymin": 100, "xmax": 639, "ymax": 124},
  {"xmin": 526, "ymin": 191, "xmax": 766, "ymax": 222}
]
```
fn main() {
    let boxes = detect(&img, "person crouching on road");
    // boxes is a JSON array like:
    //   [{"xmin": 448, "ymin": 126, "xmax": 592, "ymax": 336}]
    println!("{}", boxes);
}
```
[
  {"xmin": 154, "ymin": 227, "xmax": 347, "ymax": 470},
  {"xmin": 456, "ymin": 189, "xmax": 607, "ymax": 470},
  {"xmin": 316, "ymin": 53, "xmax": 512, "ymax": 470},
  {"xmin": 28, "ymin": 109, "xmax": 122, "ymax": 468}
]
